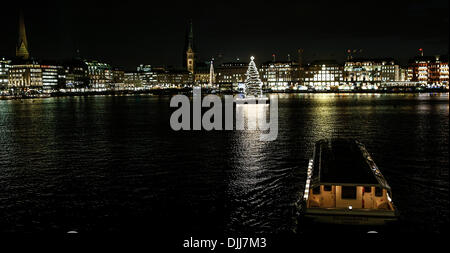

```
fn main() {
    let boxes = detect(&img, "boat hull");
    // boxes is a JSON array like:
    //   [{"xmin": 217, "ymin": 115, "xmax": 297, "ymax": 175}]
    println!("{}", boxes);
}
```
[{"xmin": 303, "ymin": 207, "xmax": 397, "ymax": 225}]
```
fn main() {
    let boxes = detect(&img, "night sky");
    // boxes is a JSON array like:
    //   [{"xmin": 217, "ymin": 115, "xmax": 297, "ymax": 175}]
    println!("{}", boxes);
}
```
[{"xmin": 1, "ymin": 0, "xmax": 448, "ymax": 70}]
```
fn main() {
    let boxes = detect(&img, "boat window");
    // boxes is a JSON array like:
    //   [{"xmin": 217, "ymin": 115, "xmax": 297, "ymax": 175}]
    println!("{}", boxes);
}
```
[
  {"xmin": 324, "ymin": 185, "xmax": 332, "ymax": 191},
  {"xmin": 364, "ymin": 186, "xmax": 372, "ymax": 193},
  {"xmin": 375, "ymin": 187, "xmax": 383, "ymax": 197},
  {"xmin": 313, "ymin": 186, "xmax": 321, "ymax": 195},
  {"xmin": 341, "ymin": 186, "xmax": 357, "ymax": 199}
]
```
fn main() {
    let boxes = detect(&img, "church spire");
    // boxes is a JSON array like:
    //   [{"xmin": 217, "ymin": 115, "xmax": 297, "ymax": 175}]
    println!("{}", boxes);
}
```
[
  {"xmin": 187, "ymin": 19, "xmax": 194, "ymax": 50},
  {"xmin": 16, "ymin": 10, "xmax": 30, "ymax": 60},
  {"xmin": 185, "ymin": 19, "xmax": 195, "ymax": 73}
]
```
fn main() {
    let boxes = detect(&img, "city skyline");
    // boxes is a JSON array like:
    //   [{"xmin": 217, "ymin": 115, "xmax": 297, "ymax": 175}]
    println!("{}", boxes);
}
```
[{"xmin": 1, "ymin": 1, "xmax": 448, "ymax": 70}]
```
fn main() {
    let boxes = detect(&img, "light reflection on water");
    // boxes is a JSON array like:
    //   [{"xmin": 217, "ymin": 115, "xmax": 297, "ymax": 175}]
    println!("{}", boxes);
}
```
[{"xmin": 227, "ymin": 104, "xmax": 276, "ymax": 233}]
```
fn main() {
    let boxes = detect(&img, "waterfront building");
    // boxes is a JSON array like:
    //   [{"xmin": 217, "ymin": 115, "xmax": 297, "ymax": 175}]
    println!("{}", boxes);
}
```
[
  {"xmin": 344, "ymin": 58, "xmax": 403, "ymax": 89},
  {"xmin": 8, "ymin": 12, "xmax": 67, "ymax": 94},
  {"xmin": 127, "ymin": 65, "xmax": 193, "ymax": 89},
  {"xmin": 112, "ymin": 68, "xmax": 125, "ymax": 90},
  {"xmin": 297, "ymin": 48, "xmax": 305, "ymax": 87},
  {"xmin": 154, "ymin": 69, "xmax": 193, "ymax": 88},
  {"xmin": 303, "ymin": 60, "xmax": 344, "ymax": 90},
  {"xmin": 408, "ymin": 55, "xmax": 449, "ymax": 87},
  {"xmin": 124, "ymin": 72, "xmax": 143, "ymax": 89},
  {"xmin": 400, "ymin": 68, "xmax": 408, "ymax": 82},
  {"xmin": 136, "ymin": 64, "xmax": 158, "ymax": 88},
  {"xmin": 8, "ymin": 61, "xmax": 43, "ymax": 93},
  {"xmin": 8, "ymin": 60, "xmax": 66, "ymax": 94},
  {"xmin": 0, "ymin": 57, "xmax": 11, "ymax": 90},
  {"xmin": 193, "ymin": 60, "xmax": 213, "ymax": 87},
  {"xmin": 63, "ymin": 58, "xmax": 89, "ymax": 91},
  {"xmin": 7, "ymin": 11, "xmax": 41, "ymax": 94},
  {"xmin": 216, "ymin": 61, "xmax": 248, "ymax": 91},
  {"xmin": 260, "ymin": 60, "xmax": 299, "ymax": 91},
  {"xmin": 344, "ymin": 59, "xmax": 373, "ymax": 83},
  {"xmin": 379, "ymin": 59, "xmax": 400, "ymax": 82},
  {"xmin": 194, "ymin": 69, "xmax": 210, "ymax": 87},
  {"xmin": 84, "ymin": 60, "xmax": 113, "ymax": 90},
  {"xmin": 140, "ymin": 72, "xmax": 158, "ymax": 88},
  {"xmin": 40, "ymin": 63, "xmax": 65, "ymax": 93}
]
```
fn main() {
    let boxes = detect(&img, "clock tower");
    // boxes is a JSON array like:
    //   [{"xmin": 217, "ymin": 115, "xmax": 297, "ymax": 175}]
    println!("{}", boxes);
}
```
[{"xmin": 185, "ymin": 20, "xmax": 195, "ymax": 73}]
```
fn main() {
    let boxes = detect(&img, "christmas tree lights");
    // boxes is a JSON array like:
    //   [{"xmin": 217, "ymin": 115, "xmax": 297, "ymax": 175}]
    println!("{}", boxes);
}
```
[{"xmin": 244, "ymin": 56, "xmax": 263, "ymax": 97}]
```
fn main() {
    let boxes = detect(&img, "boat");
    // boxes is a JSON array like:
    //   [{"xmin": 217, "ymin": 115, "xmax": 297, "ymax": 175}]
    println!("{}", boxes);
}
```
[{"xmin": 299, "ymin": 139, "xmax": 398, "ymax": 225}]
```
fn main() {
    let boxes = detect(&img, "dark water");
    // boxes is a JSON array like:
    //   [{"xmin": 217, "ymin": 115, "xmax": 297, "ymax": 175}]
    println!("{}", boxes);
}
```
[{"xmin": 0, "ymin": 93, "xmax": 448, "ymax": 239}]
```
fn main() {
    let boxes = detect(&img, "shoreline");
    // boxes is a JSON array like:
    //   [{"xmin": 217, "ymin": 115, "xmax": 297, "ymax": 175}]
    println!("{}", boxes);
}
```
[{"xmin": 1, "ymin": 88, "xmax": 449, "ymax": 100}]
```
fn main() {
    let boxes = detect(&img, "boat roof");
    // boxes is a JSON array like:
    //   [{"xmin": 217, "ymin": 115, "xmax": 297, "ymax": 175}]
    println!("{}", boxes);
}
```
[{"xmin": 312, "ymin": 139, "xmax": 390, "ymax": 189}]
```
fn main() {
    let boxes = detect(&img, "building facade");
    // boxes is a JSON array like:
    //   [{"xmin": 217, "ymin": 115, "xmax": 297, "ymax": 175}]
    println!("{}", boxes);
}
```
[
  {"xmin": 0, "ymin": 57, "xmax": 11, "ymax": 90},
  {"xmin": 8, "ymin": 61, "xmax": 43, "ymax": 93},
  {"xmin": 194, "ymin": 69, "xmax": 210, "ymax": 87},
  {"xmin": 124, "ymin": 72, "xmax": 143, "ymax": 89},
  {"xmin": 303, "ymin": 60, "xmax": 344, "ymax": 90},
  {"xmin": 193, "ymin": 60, "xmax": 215, "ymax": 87},
  {"xmin": 344, "ymin": 58, "xmax": 404, "ymax": 89},
  {"xmin": 136, "ymin": 64, "xmax": 158, "ymax": 87},
  {"xmin": 154, "ymin": 69, "xmax": 193, "ymax": 88},
  {"xmin": 125, "ymin": 65, "xmax": 194, "ymax": 89},
  {"xmin": 84, "ymin": 60, "xmax": 113, "ymax": 90},
  {"xmin": 8, "ymin": 61, "xmax": 66, "ymax": 94},
  {"xmin": 215, "ymin": 62, "xmax": 248, "ymax": 91},
  {"xmin": 40, "ymin": 64, "xmax": 64, "ymax": 93},
  {"xmin": 408, "ymin": 55, "xmax": 449, "ymax": 87},
  {"xmin": 112, "ymin": 69, "xmax": 125, "ymax": 89},
  {"xmin": 260, "ymin": 61, "xmax": 299, "ymax": 91},
  {"xmin": 63, "ymin": 59, "xmax": 89, "ymax": 91}
]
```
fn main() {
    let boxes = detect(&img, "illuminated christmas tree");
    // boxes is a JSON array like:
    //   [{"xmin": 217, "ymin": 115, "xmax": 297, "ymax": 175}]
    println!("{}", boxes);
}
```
[{"xmin": 244, "ymin": 56, "xmax": 263, "ymax": 97}]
